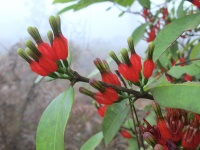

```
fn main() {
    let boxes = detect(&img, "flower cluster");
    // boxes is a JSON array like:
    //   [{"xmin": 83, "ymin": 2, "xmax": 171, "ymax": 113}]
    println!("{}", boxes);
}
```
[
  {"xmin": 80, "ymin": 38, "xmax": 155, "ymax": 106},
  {"xmin": 140, "ymin": 102, "xmax": 200, "ymax": 149},
  {"xmin": 17, "ymin": 16, "xmax": 69, "ymax": 76}
]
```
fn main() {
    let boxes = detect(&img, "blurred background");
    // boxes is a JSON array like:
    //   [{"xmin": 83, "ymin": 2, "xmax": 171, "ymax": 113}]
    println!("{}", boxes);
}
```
[{"xmin": 0, "ymin": 0, "xmax": 184, "ymax": 149}]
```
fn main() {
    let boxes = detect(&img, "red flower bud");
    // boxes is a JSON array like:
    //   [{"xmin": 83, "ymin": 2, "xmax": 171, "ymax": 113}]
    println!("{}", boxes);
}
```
[
  {"xmin": 102, "ymin": 72, "xmax": 121, "ymax": 86},
  {"xmin": 157, "ymin": 118, "xmax": 172, "ymax": 140},
  {"xmin": 30, "ymin": 61, "xmax": 50, "ymax": 76},
  {"xmin": 143, "ymin": 59, "xmax": 155, "ymax": 79},
  {"xmin": 147, "ymin": 27, "xmax": 156, "ymax": 42},
  {"xmin": 120, "ymin": 130, "xmax": 132, "ymax": 139},
  {"xmin": 130, "ymin": 53, "xmax": 142, "ymax": 73},
  {"xmin": 97, "ymin": 105, "xmax": 107, "ymax": 117},
  {"xmin": 38, "ymin": 55, "xmax": 57, "ymax": 73},
  {"xmin": 118, "ymin": 63, "xmax": 139, "ymax": 83},
  {"xmin": 37, "ymin": 42, "xmax": 57, "ymax": 60},
  {"xmin": 53, "ymin": 34, "xmax": 68, "ymax": 60},
  {"xmin": 183, "ymin": 74, "xmax": 193, "ymax": 81},
  {"xmin": 94, "ymin": 92, "xmax": 114, "ymax": 105},
  {"xmin": 179, "ymin": 57, "xmax": 185, "ymax": 66}
]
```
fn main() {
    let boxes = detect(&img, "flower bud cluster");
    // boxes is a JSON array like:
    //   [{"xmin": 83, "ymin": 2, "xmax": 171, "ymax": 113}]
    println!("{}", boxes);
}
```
[
  {"xmin": 17, "ymin": 16, "xmax": 69, "ymax": 77},
  {"xmin": 141, "ymin": 102, "xmax": 200, "ymax": 149}
]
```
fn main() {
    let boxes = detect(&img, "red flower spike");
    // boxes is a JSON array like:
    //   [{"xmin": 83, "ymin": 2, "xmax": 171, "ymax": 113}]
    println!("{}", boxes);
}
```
[
  {"xmin": 38, "ymin": 55, "xmax": 57, "ymax": 73},
  {"xmin": 30, "ymin": 61, "xmax": 50, "ymax": 76},
  {"xmin": 130, "ymin": 53, "xmax": 142, "ymax": 73},
  {"xmin": 53, "ymin": 34, "xmax": 68, "ymax": 60},
  {"xmin": 118, "ymin": 63, "xmax": 139, "ymax": 83},
  {"xmin": 182, "ymin": 126, "xmax": 200, "ymax": 149},
  {"xmin": 97, "ymin": 105, "xmax": 107, "ymax": 117},
  {"xmin": 120, "ymin": 130, "xmax": 132, "ymax": 139},
  {"xmin": 143, "ymin": 59, "xmax": 155, "ymax": 79},
  {"xmin": 183, "ymin": 74, "xmax": 193, "ymax": 81}
]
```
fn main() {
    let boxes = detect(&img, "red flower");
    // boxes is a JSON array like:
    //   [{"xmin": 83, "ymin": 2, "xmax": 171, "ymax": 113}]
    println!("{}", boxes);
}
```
[
  {"xmin": 188, "ymin": 0, "xmax": 200, "ymax": 8},
  {"xmin": 147, "ymin": 27, "xmax": 156, "ymax": 42},
  {"xmin": 157, "ymin": 118, "xmax": 172, "ymax": 140},
  {"xmin": 179, "ymin": 57, "xmax": 185, "ymax": 66},
  {"xmin": 143, "ymin": 59, "xmax": 155, "ymax": 79},
  {"xmin": 30, "ymin": 61, "xmax": 51, "ymax": 76},
  {"xmin": 130, "ymin": 53, "xmax": 142, "ymax": 73},
  {"xmin": 182, "ymin": 125, "xmax": 200, "ymax": 149},
  {"xmin": 38, "ymin": 55, "xmax": 57, "ymax": 73},
  {"xmin": 97, "ymin": 105, "xmax": 107, "ymax": 117},
  {"xmin": 37, "ymin": 42, "xmax": 57, "ymax": 60},
  {"xmin": 94, "ymin": 88, "xmax": 119, "ymax": 105},
  {"xmin": 183, "ymin": 74, "xmax": 193, "ymax": 81},
  {"xmin": 53, "ymin": 34, "xmax": 68, "ymax": 60},
  {"xmin": 102, "ymin": 72, "xmax": 121, "ymax": 86},
  {"xmin": 118, "ymin": 63, "xmax": 139, "ymax": 83},
  {"xmin": 120, "ymin": 130, "xmax": 132, "ymax": 139}
]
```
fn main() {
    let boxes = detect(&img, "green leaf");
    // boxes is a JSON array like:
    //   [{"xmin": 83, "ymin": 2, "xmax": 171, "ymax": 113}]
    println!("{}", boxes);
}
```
[
  {"xmin": 119, "ymin": 12, "xmax": 125, "ymax": 17},
  {"xmin": 35, "ymin": 75, "xmax": 43, "ymax": 84},
  {"xmin": 153, "ymin": 13, "xmax": 200, "ymax": 62},
  {"xmin": 167, "ymin": 64, "xmax": 200, "ymax": 79},
  {"xmin": 149, "ymin": 78, "xmax": 200, "ymax": 114},
  {"xmin": 131, "ymin": 23, "xmax": 148, "ymax": 46},
  {"xmin": 53, "ymin": 0, "xmax": 75, "ymax": 4},
  {"xmin": 80, "ymin": 132, "xmax": 103, "ymax": 150},
  {"xmin": 36, "ymin": 86, "xmax": 74, "ymax": 150},
  {"xmin": 115, "ymin": 0, "xmax": 134, "ymax": 7},
  {"xmin": 177, "ymin": 0, "xmax": 185, "ymax": 18},
  {"xmin": 127, "ymin": 138, "xmax": 138, "ymax": 150},
  {"xmin": 102, "ymin": 101, "xmax": 130, "ymax": 146},
  {"xmin": 67, "ymin": 46, "xmax": 72, "ymax": 66},
  {"xmin": 57, "ymin": 4, "xmax": 77, "ymax": 14},
  {"xmin": 138, "ymin": 0, "xmax": 150, "ymax": 9},
  {"xmin": 189, "ymin": 42, "xmax": 200, "ymax": 59}
]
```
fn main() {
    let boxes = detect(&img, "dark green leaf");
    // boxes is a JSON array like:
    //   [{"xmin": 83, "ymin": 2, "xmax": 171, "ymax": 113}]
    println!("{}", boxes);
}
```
[
  {"xmin": 35, "ymin": 75, "xmax": 43, "ymax": 84},
  {"xmin": 177, "ymin": 0, "xmax": 185, "ymax": 18},
  {"xmin": 149, "ymin": 77, "xmax": 200, "ymax": 114},
  {"xmin": 127, "ymin": 138, "xmax": 138, "ymax": 150},
  {"xmin": 131, "ymin": 23, "xmax": 148, "ymax": 46},
  {"xmin": 138, "ymin": 0, "xmax": 150, "ymax": 9},
  {"xmin": 167, "ymin": 64, "xmax": 200, "ymax": 79},
  {"xmin": 53, "ymin": 0, "xmax": 75, "ymax": 4},
  {"xmin": 153, "ymin": 13, "xmax": 200, "ymax": 62},
  {"xmin": 102, "ymin": 101, "xmax": 130, "ymax": 146},
  {"xmin": 36, "ymin": 86, "xmax": 74, "ymax": 150},
  {"xmin": 80, "ymin": 132, "xmax": 103, "ymax": 150}
]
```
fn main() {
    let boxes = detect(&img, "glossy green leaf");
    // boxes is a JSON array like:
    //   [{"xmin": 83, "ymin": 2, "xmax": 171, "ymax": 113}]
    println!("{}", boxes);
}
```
[
  {"xmin": 127, "ymin": 138, "xmax": 138, "ymax": 150},
  {"xmin": 138, "ymin": 0, "xmax": 150, "ymax": 9},
  {"xmin": 53, "ymin": 0, "xmax": 75, "ymax": 4},
  {"xmin": 177, "ymin": 0, "xmax": 185, "ymax": 18},
  {"xmin": 35, "ymin": 75, "xmax": 43, "ymax": 84},
  {"xmin": 167, "ymin": 64, "xmax": 200, "ymax": 79},
  {"xmin": 80, "ymin": 132, "xmax": 103, "ymax": 150},
  {"xmin": 102, "ymin": 101, "xmax": 130, "ymax": 146},
  {"xmin": 153, "ymin": 13, "xmax": 200, "ymax": 62},
  {"xmin": 131, "ymin": 23, "xmax": 148, "ymax": 46},
  {"xmin": 36, "ymin": 86, "xmax": 74, "ymax": 150},
  {"xmin": 149, "ymin": 77, "xmax": 200, "ymax": 114}
]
